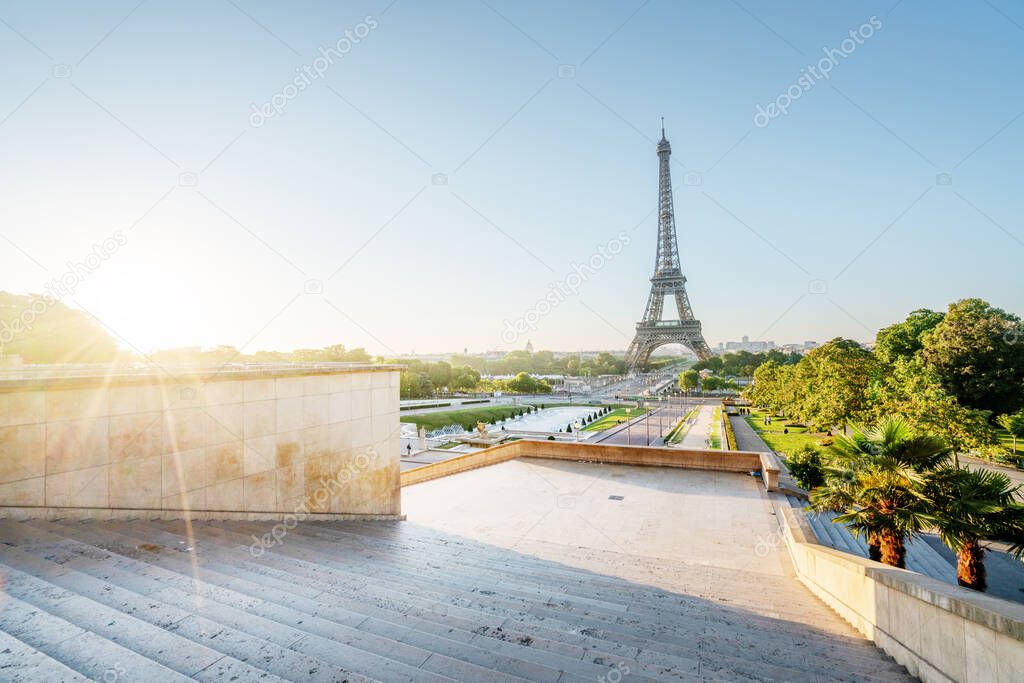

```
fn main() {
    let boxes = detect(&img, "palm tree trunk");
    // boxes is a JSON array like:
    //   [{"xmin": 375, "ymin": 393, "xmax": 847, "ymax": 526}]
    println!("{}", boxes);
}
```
[
  {"xmin": 867, "ymin": 532, "xmax": 882, "ymax": 563},
  {"xmin": 957, "ymin": 539, "xmax": 986, "ymax": 591},
  {"xmin": 877, "ymin": 528, "xmax": 906, "ymax": 568}
]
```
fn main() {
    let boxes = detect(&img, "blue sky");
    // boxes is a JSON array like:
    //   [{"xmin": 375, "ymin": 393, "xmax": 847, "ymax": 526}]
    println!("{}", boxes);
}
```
[{"xmin": 1, "ymin": 0, "xmax": 1021, "ymax": 357}]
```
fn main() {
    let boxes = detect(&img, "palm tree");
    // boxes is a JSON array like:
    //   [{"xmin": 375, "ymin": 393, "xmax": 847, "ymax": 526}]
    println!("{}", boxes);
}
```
[
  {"xmin": 811, "ymin": 417, "xmax": 948, "ymax": 568},
  {"xmin": 923, "ymin": 464, "xmax": 1024, "ymax": 591}
]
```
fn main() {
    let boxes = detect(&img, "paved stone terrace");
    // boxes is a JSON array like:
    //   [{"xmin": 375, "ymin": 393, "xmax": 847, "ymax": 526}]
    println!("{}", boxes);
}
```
[{"xmin": 0, "ymin": 459, "xmax": 914, "ymax": 681}]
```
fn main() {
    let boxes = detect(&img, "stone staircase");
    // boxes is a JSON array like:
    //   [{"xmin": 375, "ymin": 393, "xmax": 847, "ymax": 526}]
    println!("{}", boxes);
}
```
[
  {"xmin": 795, "ymin": 500, "xmax": 956, "ymax": 582},
  {"xmin": 0, "ymin": 518, "xmax": 915, "ymax": 682}
]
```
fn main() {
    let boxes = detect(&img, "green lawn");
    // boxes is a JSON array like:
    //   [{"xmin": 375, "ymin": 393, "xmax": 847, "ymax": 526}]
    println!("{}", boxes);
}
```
[
  {"xmin": 400, "ymin": 405, "xmax": 537, "ymax": 431},
  {"xmin": 665, "ymin": 407, "xmax": 698, "ymax": 444},
  {"xmin": 709, "ymin": 406, "xmax": 722, "ymax": 449},
  {"xmin": 997, "ymin": 428, "xmax": 1020, "ymax": 455},
  {"xmin": 743, "ymin": 408, "xmax": 844, "ymax": 459},
  {"xmin": 582, "ymin": 406, "xmax": 649, "ymax": 432}
]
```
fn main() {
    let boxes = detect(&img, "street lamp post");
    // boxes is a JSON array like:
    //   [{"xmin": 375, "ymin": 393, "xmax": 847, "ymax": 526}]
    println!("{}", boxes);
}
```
[{"xmin": 574, "ymin": 420, "xmax": 582, "ymax": 442}]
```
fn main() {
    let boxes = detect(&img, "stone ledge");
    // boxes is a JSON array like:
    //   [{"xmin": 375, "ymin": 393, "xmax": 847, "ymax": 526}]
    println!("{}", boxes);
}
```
[
  {"xmin": 779, "ymin": 506, "xmax": 1024, "ymax": 682},
  {"xmin": 0, "ymin": 363, "xmax": 403, "ymax": 393},
  {"xmin": 0, "ymin": 506, "xmax": 405, "ymax": 522}
]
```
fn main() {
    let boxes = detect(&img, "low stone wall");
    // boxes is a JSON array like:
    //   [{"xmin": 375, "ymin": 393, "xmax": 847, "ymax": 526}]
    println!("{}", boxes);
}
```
[
  {"xmin": 400, "ymin": 439, "xmax": 778, "ymax": 489},
  {"xmin": 0, "ymin": 365, "xmax": 403, "ymax": 520},
  {"xmin": 780, "ymin": 507, "xmax": 1024, "ymax": 682}
]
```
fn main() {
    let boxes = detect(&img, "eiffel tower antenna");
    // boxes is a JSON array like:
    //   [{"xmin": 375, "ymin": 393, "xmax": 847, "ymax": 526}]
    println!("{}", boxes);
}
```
[{"xmin": 624, "ymin": 123, "xmax": 712, "ymax": 370}]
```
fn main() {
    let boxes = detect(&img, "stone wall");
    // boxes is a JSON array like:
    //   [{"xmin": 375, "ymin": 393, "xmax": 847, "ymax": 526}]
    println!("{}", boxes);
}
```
[
  {"xmin": 780, "ymin": 507, "xmax": 1024, "ymax": 682},
  {"xmin": 400, "ymin": 439, "xmax": 777, "ymax": 489},
  {"xmin": 0, "ymin": 365, "xmax": 402, "ymax": 520}
]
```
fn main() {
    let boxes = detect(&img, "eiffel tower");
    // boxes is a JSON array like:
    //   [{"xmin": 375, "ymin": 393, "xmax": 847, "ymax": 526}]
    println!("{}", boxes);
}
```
[{"xmin": 624, "ymin": 121, "xmax": 712, "ymax": 370}]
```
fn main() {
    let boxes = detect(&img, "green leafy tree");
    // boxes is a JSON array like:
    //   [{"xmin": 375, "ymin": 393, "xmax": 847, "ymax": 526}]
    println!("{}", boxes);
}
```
[
  {"xmin": 679, "ymin": 369, "xmax": 699, "ymax": 391},
  {"xmin": 920, "ymin": 298, "xmax": 1024, "ymax": 415},
  {"xmin": 870, "ymin": 358, "xmax": 993, "ymax": 456},
  {"xmin": 787, "ymin": 445, "xmax": 826, "ymax": 490},
  {"xmin": 874, "ymin": 309, "xmax": 944, "ymax": 365},
  {"xmin": 996, "ymin": 411, "xmax": 1024, "ymax": 455},
  {"xmin": 794, "ymin": 339, "xmax": 879, "ymax": 432}
]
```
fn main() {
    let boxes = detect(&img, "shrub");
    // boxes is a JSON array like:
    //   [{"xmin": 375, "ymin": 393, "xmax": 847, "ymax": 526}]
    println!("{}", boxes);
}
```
[
  {"xmin": 817, "ymin": 436, "xmax": 834, "ymax": 447},
  {"xmin": 786, "ymin": 445, "xmax": 825, "ymax": 490},
  {"xmin": 547, "ymin": 435, "xmax": 555, "ymax": 440}
]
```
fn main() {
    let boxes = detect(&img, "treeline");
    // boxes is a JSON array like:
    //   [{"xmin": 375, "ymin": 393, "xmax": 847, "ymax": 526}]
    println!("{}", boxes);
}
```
[
  {"xmin": 746, "ymin": 299, "xmax": 1024, "ymax": 456},
  {"xmin": 394, "ymin": 358, "xmax": 553, "ymax": 399},
  {"xmin": 678, "ymin": 369, "xmax": 739, "ymax": 392},
  {"xmin": 0, "ymin": 291, "xmax": 118, "ymax": 363},
  {"xmin": 449, "ymin": 350, "xmax": 626, "ymax": 377},
  {"xmin": 149, "ymin": 344, "xmax": 371, "ymax": 365},
  {"xmin": 694, "ymin": 349, "xmax": 801, "ymax": 377}
]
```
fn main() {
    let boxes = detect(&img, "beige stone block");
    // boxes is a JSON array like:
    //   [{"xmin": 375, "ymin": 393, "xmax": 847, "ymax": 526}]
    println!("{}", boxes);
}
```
[
  {"xmin": 204, "ymin": 403, "xmax": 243, "ymax": 445},
  {"xmin": 204, "ymin": 381, "xmax": 243, "ymax": 406},
  {"xmin": 243, "ymin": 379, "xmax": 275, "ymax": 402},
  {"xmin": 244, "ymin": 435, "xmax": 276, "ymax": 476},
  {"xmin": 371, "ymin": 415, "xmax": 395, "ymax": 443},
  {"xmin": 329, "ymin": 422, "xmax": 352, "ymax": 454},
  {"xmin": 46, "ymin": 465, "xmax": 108, "ymax": 508},
  {"xmin": 108, "ymin": 455, "xmax": 161, "ymax": 509},
  {"xmin": 205, "ymin": 478, "xmax": 243, "ymax": 511},
  {"xmin": 243, "ymin": 471, "xmax": 275, "ymax": 511},
  {"xmin": 388, "ymin": 371, "xmax": 400, "ymax": 388},
  {"xmin": 302, "ymin": 424, "xmax": 330, "ymax": 458},
  {"xmin": 995, "ymin": 629, "xmax": 1024, "ymax": 682},
  {"xmin": 328, "ymin": 392, "xmax": 351, "ymax": 424},
  {"xmin": 172, "ymin": 383, "xmax": 203, "ymax": 409},
  {"xmin": 351, "ymin": 417, "xmax": 373, "ymax": 449},
  {"xmin": 0, "ymin": 424, "xmax": 45, "ymax": 483},
  {"xmin": 350, "ymin": 390, "xmax": 371, "ymax": 419},
  {"xmin": 45, "ymin": 418, "xmax": 109, "ymax": 475},
  {"xmin": 328, "ymin": 374, "xmax": 352, "ymax": 394},
  {"xmin": 964, "ymin": 619, "xmax": 998, "ymax": 683},
  {"xmin": 163, "ymin": 486, "xmax": 206, "ymax": 511},
  {"xmin": 275, "ymin": 377, "xmax": 304, "ymax": 399},
  {"xmin": 275, "ymin": 432, "xmax": 303, "ymax": 469},
  {"xmin": 917, "ymin": 605, "xmax": 965, "ymax": 681},
  {"xmin": 302, "ymin": 395, "xmax": 328, "ymax": 429},
  {"xmin": 377, "ymin": 388, "xmax": 398, "ymax": 416},
  {"xmin": 304, "ymin": 456, "xmax": 334, "ymax": 513},
  {"xmin": 162, "ymin": 448, "xmax": 206, "ymax": 498},
  {"xmin": 0, "ymin": 393, "xmax": 7, "ymax": 427},
  {"xmin": 244, "ymin": 400, "xmax": 276, "ymax": 438},
  {"xmin": 276, "ymin": 397, "xmax": 303, "ymax": 433},
  {"xmin": 9, "ymin": 391, "xmax": 44, "ymax": 425},
  {"xmin": 0, "ymin": 476, "xmax": 44, "ymax": 506},
  {"xmin": 107, "ymin": 386, "xmax": 138, "ymax": 416},
  {"xmin": 303, "ymin": 375, "xmax": 329, "ymax": 396},
  {"xmin": 205, "ymin": 440, "xmax": 243, "ymax": 485},
  {"xmin": 108, "ymin": 412, "xmax": 162, "ymax": 463},
  {"xmin": 371, "ymin": 371, "xmax": 390, "ymax": 389},
  {"xmin": 45, "ymin": 390, "xmax": 80, "ymax": 421},
  {"xmin": 137, "ymin": 385, "xmax": 168, "ymax": 413},
  {"xmin": 164, "ymin": 407, "xmax": 205, "ymax": 452},
  {"xmin": 275, "ymin": 463, "xmax": 305, "ymax": 509},
  {"xmin": 352, "ymin": 372, "xmax": 372, "ymax": 390}
]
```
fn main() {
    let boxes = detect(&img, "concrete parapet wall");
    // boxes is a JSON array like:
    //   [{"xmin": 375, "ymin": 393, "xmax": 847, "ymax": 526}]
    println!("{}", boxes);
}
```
[
  {"xmin": 0, "ymin": 365, "xmax": 403, "ymax": 520},
  {"xmin": 400, "ymin": 438, "xmax": 775, "ymax": 488},
  {"xmin": 780, "ymin": 507, "xmax": 1024, "ymax": 682}
]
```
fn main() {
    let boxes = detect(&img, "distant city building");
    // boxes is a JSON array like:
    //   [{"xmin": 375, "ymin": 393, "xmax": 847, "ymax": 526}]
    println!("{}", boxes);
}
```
[
  {"xmin": 716, "ymin": 335, "xmax": 776, "ymax": 353},
  {"xmin": 525, "ymin": 340, "xmax": 534, "ymax": 353}
]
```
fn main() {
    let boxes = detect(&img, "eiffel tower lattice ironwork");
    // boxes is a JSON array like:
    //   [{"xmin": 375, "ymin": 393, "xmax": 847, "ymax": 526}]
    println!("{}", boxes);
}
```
[{"xmin": 624, "ymin": 122, "xmax": 712, "ymax": 370}]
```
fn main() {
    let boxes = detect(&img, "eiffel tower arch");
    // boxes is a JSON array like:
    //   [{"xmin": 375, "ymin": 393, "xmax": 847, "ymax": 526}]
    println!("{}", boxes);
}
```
[{"xmin": 624, "ymin": 122, "xmax": 712, "ymax": 371}]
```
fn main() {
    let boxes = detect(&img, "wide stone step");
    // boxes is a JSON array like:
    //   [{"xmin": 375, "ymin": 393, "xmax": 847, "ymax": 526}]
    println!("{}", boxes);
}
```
[
  {"xmin": 6, "ymin": 522, "xmax": 479, "ymax": 683},
  {"xmin": 46, "ymin": 520, "xmax": 667, "ymax": 683},
  {"xmin": 214, "ymin": 519, "xmax": 897, "ymax": 668},
  {"xmin": 0, "ymin": 592, "xmax": 192, "ymax": 682},
  {"xmin": 0, "ymin": 627, "xmax": 91, "ymax": 682},
  {"xmin": 130, "ymin": 520, "xmax": 907, "ymax": 682}
]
